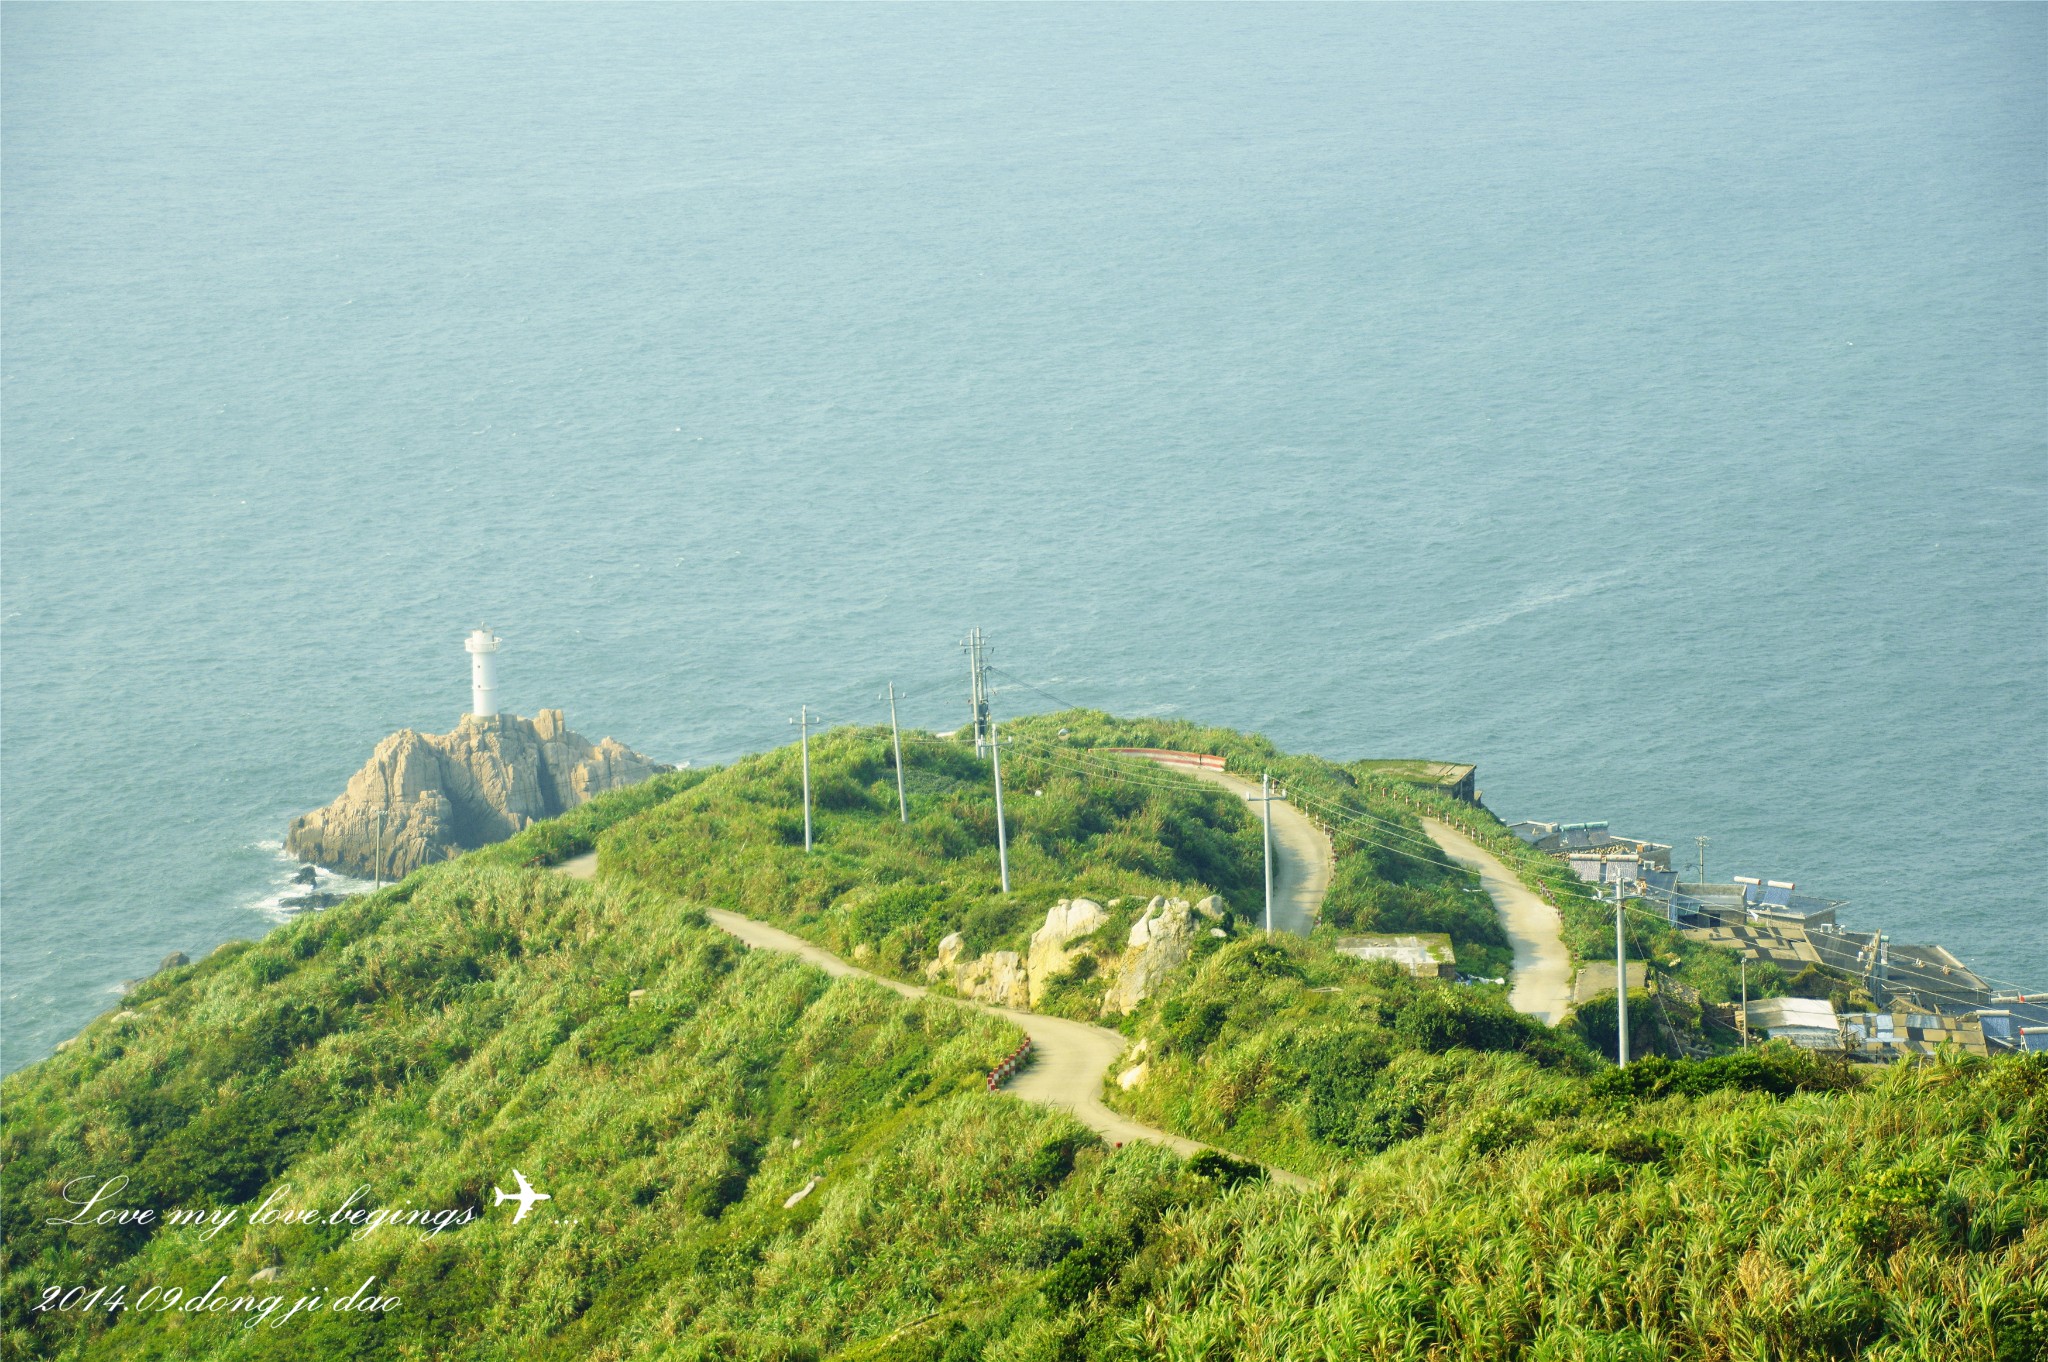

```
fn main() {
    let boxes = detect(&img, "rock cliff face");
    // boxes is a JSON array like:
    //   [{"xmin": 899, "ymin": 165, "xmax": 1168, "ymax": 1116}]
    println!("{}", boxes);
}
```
[
  {"xmin": 286, "ymin": 710, "xmax": 668, "ymax": 878},
  {"xmin": 1101, "ymin": 895, "xmax": 1219, "ymax": 1014}
]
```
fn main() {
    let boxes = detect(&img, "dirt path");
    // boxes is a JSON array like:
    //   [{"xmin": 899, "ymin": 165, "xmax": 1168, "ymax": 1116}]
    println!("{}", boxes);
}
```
[
  {"xmin": 1142, "ymin": 763, "xmax": 1334, "ymax": 936},
  {"xmin": 555, "ymin": 853, "xmax": 1310, "ymax": 1188},
  {"xmin": 1419, "ymin": 820, "xmax": 1572, "ymax": 1025}
]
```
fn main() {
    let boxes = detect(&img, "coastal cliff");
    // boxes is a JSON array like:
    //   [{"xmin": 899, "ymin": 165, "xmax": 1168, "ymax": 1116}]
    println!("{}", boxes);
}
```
[{"xmin": 286, "ymin": 709, "xmax": 668, "ymax": 878}]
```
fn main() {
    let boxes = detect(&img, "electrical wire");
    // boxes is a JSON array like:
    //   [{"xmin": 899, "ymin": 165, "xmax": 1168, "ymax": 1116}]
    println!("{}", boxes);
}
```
[
  {"xmin": 770, "ymin": 708, "xmax": 2044, "ymax": 1003},
  {"xmin": 985, "ymin": 665, "xmax": 1093, "ymax": 715}
]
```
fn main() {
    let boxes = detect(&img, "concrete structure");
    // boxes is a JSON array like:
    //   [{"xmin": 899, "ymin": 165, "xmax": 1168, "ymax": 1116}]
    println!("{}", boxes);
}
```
[
  {"xmin": 1336, "ymin": 932, "xmax": 1457, "ymax": 980},
  {"xmin": 1681, "ymin": 918, "xmax": 1825, "ymax": 971},
  {"xmin": 1976, "ymin": 1010, "xmax": 2020, "ymax": 1052},
  {"xmin": 1517, "ymin": 820, "xmax": 1672, "ymax": 871},
  {"xmin": 1839, "ymin": 1007, "xmax": 1997, "ymax": 1059},
  {"xmin": 1744, "ymin": 996, "xmax": 1842, "ymax": 1049},
  {"xmin": 1352, "ymin": 761, "xmax": 1477, "ymax": 803},
  {"xmin": 465, "ymin": 627, "xmax": 501, "ymax": 717},
  {"xmin": 1568, "ymin": 849, "xmax": 1643, "ymax": 886},
  {"xmin": 1570, "ymin": 960, "xmax": 1649, "ymax": 1006},
  {"xmin": 1807, "ymin": 927, "xmax": 1993, "ymax": 1013},
  {"xmin": 1885, "ymin": 942, "xmax": 1992, "ymax": 1012},
  {"xmin": 1674, "ymin": 879, "xmax": 1843, "ymax": 933}
]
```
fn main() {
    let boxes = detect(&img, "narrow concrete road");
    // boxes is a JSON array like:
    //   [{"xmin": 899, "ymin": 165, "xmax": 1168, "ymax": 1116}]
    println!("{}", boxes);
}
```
[
  {"xmin": 554, "ymin": 853, "xmax": 1309, "ymax": 1188},
  {"xmin": 1141, "ymin": 762, "xmax": 1334, "ymax": 935},
  {"xmin": 1419, "ymin": 820, "xmax": 1572, "ymax": 1025}
]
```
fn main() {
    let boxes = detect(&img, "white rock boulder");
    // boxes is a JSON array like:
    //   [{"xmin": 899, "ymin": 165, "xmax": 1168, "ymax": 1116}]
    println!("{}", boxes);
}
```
[
  {"xmin": 1103, "ymin": 897, "xmax": 1198, "ymax": 1015},
  {"xmin": 1027, "ymin": 898, "xmax": 1106, "ymax": 1005}
]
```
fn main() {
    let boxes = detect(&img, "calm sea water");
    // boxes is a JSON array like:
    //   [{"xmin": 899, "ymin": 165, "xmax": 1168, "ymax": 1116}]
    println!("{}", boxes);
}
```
[{"xmin": 4, "ymin": 4, "xmax": 2042, "ymax": 1072}]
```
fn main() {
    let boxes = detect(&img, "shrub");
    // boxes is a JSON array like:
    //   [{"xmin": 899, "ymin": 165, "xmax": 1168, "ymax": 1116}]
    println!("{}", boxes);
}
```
[
  {"xmin": 1183, "ymin": 1149, "xmax": 1266, "ymax": 1189},
  {"xmin": 1589, "ymin": 1046, "xmax": 1857, "ymax": 1104},
  {"xmin": 1395, "ymin": 988, "xmax": 1541, "ymax": 1055}
]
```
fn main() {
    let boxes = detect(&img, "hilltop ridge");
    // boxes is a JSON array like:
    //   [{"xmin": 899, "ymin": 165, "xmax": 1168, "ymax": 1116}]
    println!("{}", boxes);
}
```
[{"xmin": 5, "ymin": 714, "xmax": 2040, "ymax": 1361}]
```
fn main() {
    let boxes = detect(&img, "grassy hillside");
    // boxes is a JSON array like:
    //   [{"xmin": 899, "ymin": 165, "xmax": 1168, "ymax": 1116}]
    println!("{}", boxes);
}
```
[
  {"xmin": 5, "ymin": 717, "xmax": 2043, "ymax": 1361},
  {"xmin": 1089, "ymin": 1046, "xmax": 2046, "ymax": 1361},
  {"xmin": 1000, "ymin": 712, "xmax": 1516, "ymax": 969},
  {"xmin": 0, "ymin": 855, "xmax": 1269, "ymax": 1361},
  {"xmin": 598, "ymin": 726, "xmax": 1267, "ymax": 991}
]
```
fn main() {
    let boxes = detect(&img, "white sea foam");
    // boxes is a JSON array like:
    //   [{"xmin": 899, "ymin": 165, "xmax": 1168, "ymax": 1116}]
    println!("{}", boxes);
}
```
[
  {"xmin": 1407, "ymin": 570, "xmax": 1633, "ymax": 656},
  {"xmin": 246, "ymin": 844, "xmax": 377, "ymax": 922}
]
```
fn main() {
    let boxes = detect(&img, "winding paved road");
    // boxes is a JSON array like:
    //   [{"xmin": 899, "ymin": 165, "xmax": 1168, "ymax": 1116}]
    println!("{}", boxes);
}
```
[
  {"xmin": 1137, "ymin": 761, "xmax": 1334, "ymax": 935},
  {"xmin": 556, "ymin": 852, "xmax": 1309, "ymax": 1188},
  {"xmin": 1419, "ymin": 819, "xmax": 1573, "ymax": 1025},
  {"xmin": 1143, "ymin": 760, "xmax": 1574, "ymax": 1026}
]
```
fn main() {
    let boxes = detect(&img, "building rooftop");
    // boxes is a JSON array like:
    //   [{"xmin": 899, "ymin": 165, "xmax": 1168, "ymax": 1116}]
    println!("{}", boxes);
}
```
[{"xmin": 1746, "ymin": 997, "xmax": 1839, "ymax": 1031}]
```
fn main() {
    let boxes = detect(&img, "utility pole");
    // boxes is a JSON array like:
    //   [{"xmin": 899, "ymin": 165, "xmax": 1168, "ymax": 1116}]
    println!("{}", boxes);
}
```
[
  {"xmin": 1615, "ymin": 877, "xmax": 1629, "ymax": 1068},
  {"xmin": 990, "ymin": 717, "xmax": 1010, "ymax": 894},
  {"xmin": 790, "ymin": 705, "xmax": 815, "ymax": 852},
  {"xmin": 1245, "ymin": 774, "xmax": 1280, "ymax": 934},
  {"xmin": 964, "ymin": 629, "xmax": 991, "ymax": 757},
  {"xmin": 886, "ymin": 682, "xmax": 907, "ymax": 823},
  {"xmin": 1739, "ymin": 958, "xmax": 1749, "ymax": 1048},
  {"xmin": 962, "ymin": 635, "xmax": 1009, "ymax": 890},
  {"xmin": 1696, "ymin": 835, "xmax": 1709, "ymax": 887}
]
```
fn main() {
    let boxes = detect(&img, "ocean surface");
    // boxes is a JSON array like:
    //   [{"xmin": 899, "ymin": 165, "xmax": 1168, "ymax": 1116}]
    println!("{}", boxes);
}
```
[{"xmin": 4, "ymin": 4, "xmax": 2042, "ymax": 1073}]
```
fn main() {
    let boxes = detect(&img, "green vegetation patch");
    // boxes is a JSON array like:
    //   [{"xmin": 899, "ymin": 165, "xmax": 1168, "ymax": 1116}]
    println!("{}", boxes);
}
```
[
  {"xmin": 6, "ymin": 714, "xmax": 2043, "ymax": 1362},
  {"xmin": 600, "ymin": 726, "xmax": 1266, "ymax": 984}
]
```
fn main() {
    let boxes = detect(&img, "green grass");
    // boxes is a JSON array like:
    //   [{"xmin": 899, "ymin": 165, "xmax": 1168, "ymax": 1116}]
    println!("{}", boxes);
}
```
[{"xmin": 4, "ymin": 715, "xmax": 2041, "ymax": 1361}]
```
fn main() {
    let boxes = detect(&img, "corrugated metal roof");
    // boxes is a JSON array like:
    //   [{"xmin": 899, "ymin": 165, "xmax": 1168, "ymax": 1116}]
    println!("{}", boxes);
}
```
[{"xmin": 1745, "ymin": 996, "xmax": 1838, "ymax": 1030}]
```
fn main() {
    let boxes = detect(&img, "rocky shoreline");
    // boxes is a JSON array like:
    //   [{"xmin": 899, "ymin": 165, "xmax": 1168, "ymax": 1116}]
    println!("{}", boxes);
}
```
[{"xmin": 286, "ymin": 709, "xmax": 667, "ymax": 879}]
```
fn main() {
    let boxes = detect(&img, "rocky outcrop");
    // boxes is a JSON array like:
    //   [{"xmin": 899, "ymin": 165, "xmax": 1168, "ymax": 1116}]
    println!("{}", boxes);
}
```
[
  {"xmin": 1117, "ymin": 1038, "xmax": 1152, "ymax": 1090},
  {"xmin": 926, "ymin": 895, "xmax": 1226, "ymax": 1016},
  {"xmin": 1102, "ymin": 897, "xmax": 1204, "ymax": 1015},
  {"xmin": 925, "ymin": 898, "xmax": 1107, "ymax": 1009},
  {"xmin": 957, "ymin": 951, "xmax": 1030, "ymax": 1009},
  {"xmin": 287, "ymin": 709, "xmax": 668, "ymax": 878},
  {"xmin": 1026, "ymin": 898, "xmax": 1106, "ymax": 1005}
]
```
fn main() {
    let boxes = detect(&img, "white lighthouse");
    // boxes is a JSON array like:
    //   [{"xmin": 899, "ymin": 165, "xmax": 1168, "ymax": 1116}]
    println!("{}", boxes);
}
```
[{"xmin": 465, "ymin": 627, "xmax": 501, "ymax": 717}]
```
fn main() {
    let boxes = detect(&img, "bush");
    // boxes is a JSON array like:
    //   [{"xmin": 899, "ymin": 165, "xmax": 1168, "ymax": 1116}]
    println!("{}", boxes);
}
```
[
  {"xmin": 1183, "ymin": 1149, "xmax": 1266, "ymax": 1189},
  {"xmin": 1590, "ymin": 1047, "xmax": 1857, "ymax": 1104},
  {"xmin": 1040, "ymin": 1240, "xmax": 1124, "ymax": 1310},
  {"xmin": 1396, "ymin": 988, "xmax": 1542, "ymax": 1055}
]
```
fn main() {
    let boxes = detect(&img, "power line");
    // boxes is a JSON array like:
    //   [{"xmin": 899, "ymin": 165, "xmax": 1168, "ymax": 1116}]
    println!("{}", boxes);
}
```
[
  {"xmin": 984, "ymin": 665, "xmax": 1091, "ymax": 715},
  {"xmin": 772, "ymin": 710, "xmax": 2044, "ymax": 1002}
]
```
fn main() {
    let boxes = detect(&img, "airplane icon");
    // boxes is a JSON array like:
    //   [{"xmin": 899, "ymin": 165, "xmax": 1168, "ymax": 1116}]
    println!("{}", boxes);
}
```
[{"xmin": 492, "ymin": 1170, "xmax": 551, "ymax": 1224}]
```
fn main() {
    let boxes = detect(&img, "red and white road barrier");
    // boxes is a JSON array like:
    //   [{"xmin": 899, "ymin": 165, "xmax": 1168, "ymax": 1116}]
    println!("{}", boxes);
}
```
[{"xmin": 986, "ymin": 1038, "xmax": 1034, "ymax": 1091}]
